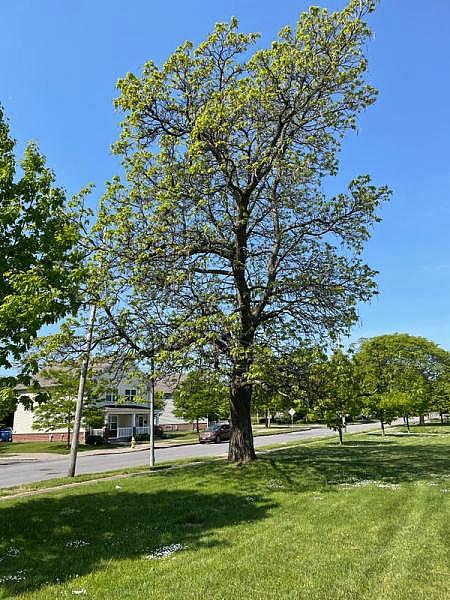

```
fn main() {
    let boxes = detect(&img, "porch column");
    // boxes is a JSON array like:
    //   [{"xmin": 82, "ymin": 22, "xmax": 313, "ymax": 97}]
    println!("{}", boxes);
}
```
[{"xmin": 131, "ymin": 413, "xmax": 136, "ymax": 436}]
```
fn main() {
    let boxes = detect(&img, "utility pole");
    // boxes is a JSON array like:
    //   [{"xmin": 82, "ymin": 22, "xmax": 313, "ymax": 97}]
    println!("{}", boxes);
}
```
[
  {"xmin": 148, "ymin": 354, "xmax": 155, "ymax": 468},
  {"xmin": 68, "ymin": 303, "xmax": 97, "ymax": 477}
]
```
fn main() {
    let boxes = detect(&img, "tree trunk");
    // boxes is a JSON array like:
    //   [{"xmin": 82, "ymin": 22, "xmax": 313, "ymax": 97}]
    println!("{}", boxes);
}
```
[
  {"xmin": 440, "ymin": 411, "xmax": 444, "ymax": 425},
  {"xmin": 405, "ymin": 415, "xmax": 410, "ymax": 433},
  {"xmin": 338, "ymin": 426, "xmax": 343, "ymax": 445},
  {"xmin": 380, "ymin": 419, "xmax": 385, "ymax": 436},
  {"xmin": 419, "ymin": 414, "xmax": 425, "ymax": 425},
  {"xmin": 228, "ymin": 384, "xmax": 256, "ymax": 463},
  {"xmin": 196, "ymin": 418, "xmax": 199, "ymax": 433}
]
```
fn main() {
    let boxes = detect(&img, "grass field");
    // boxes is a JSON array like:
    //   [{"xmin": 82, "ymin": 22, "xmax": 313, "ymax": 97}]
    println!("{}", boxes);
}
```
[{"xmin": 0, "ymin": 425, "xmax": 448, "ymax": 599}]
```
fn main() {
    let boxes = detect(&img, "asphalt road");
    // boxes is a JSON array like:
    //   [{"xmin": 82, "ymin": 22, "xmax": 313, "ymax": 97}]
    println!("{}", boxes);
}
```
[{"xmin": 0, "ymin": 422, "xmax": 383, "ymax": 489}]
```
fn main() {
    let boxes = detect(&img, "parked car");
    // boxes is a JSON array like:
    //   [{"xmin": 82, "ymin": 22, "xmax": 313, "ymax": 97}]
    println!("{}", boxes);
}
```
[
  {"xmin": 0, "ymin": 427, "xmax": 13, "ymax": 443},
  {"xmin": 199, "ymin": 423, "xmax": 231, "ymax": 444}
]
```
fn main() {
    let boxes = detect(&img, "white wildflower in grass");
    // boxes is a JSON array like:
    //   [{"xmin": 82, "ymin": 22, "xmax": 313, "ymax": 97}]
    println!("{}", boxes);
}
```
[
  {"xmin": 312, "ymin": 496, "xmax": 324, "ymax": 501},
  {"xmin": 441, "ymin": 489, "xmax": 449, "ymax": 493},
  {"xmin": 145, "ymin": 544, "xmax": 187, "ymax": 559},
  {"xmin": 115, "ymin": 485, "xmax": 122, "ymax": 489},
  {"xmin": 59, "ymin": 508, "xmax": 81, "ymax": 516},
  {"xmin": 267, "ymin": 479, "xmax": 284, "ymax": 490},
  {"xmin": 71, "ymin": 589, "xmax": 87, "ymax": 595},
  {"xmin": 245, "ymin": 496, "xmax": 256, "ymax": 503},
  {"xmin": 0, "ymin": 570, "xmax": 26, "ymax": 583},
  {"xmin": 65, "ymin": 540, "xmax": 90, "ymax": 548}
]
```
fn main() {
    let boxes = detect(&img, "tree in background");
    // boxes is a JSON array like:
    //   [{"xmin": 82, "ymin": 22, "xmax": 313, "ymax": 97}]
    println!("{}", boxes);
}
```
[
  {"xmin": 94, "ymin": 0, "xmax": 389, "ymax": 462},
  {"xmin": 355, "ymin": 334, "xmax": 450, "ymax": 434},
  {"xmin": 0, "ymin": 106, "xmax": 84, "ymax": 415},
  {"xmin": 32, "ymin": 363, "xmax": 105, "ymax": 446},
  {"xmin": 310, "ymin": 349, "xmax": 361, "ymax": 444},
  {"xmin": 173, "ymin": 370, "xmax": 228, "ymax": 430}
]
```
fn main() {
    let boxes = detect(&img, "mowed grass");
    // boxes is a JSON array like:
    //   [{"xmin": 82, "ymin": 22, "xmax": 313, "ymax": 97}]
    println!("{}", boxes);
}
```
[
  {"xmin": 0, "ymin": 427, "xmax": 448, "ymax": 599},
  {"xmin": 0, "ymin": 442, "xmax": 120, "ymax": 455}
]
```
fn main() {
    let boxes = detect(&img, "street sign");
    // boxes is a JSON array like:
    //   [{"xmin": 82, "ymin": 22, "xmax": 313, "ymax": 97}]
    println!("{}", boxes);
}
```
[{"xmin": 288, "ymin": 408, "xmax": 296, "ymax": 416}]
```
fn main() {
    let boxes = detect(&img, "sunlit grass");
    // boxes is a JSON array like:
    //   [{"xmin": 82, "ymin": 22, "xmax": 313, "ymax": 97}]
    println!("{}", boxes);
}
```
[{"xmin": 0, "ymin": 428, "xmax": 448, "ymax": 599}]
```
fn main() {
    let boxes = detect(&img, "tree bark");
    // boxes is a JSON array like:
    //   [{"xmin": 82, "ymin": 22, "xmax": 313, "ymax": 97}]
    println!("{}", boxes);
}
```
[
  {"xmin": 405, "ymin": 415, "xmax": 410, "ymax": 433},
  {"xmin": 440, "ymin": 411, "xmax": 444, "ymax": 425},
  {"xmin": 228, "ymin": 383, "xmax": 256, "ymax": 463},
  {"xmin": 338, "ymin": 426, "xmax": 343, "ymax": 445},
  {"xmin": 419, "ymin": 414, "xmax": 425, "ymax": 425},
  {"xmin": 380, "ymin": 419, "xmax": 385, "ymax": 436}
]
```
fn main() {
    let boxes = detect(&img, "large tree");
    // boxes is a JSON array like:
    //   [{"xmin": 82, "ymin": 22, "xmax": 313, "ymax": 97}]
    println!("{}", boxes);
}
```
[
  {"xmin": 95, "ymin": 1, "xmax": 389, "ymax": 462},
  {"xmin": 0, "ymin": 107, "xmax": 83, "ymax": 379}
]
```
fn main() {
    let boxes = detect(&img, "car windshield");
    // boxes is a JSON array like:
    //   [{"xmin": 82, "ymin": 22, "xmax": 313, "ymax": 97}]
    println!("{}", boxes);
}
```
[{"xmin": 204, "ymin": 425, "xmax": 219, "ymax": 432}]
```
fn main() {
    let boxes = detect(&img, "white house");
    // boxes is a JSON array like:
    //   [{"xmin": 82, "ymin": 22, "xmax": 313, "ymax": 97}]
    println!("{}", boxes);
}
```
[{"xmin": 12, "ymin": 370, "xmax": 193, "ymax": 442}]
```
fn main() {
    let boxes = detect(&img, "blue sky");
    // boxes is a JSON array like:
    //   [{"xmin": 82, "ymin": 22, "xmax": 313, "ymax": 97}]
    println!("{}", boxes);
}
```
[{"xmin": 1, "ymin": 0, "xmax": 449, "ymax": 349}]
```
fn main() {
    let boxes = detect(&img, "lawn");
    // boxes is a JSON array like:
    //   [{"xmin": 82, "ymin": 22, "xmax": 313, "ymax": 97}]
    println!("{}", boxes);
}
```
[
  {"xmin": 0, "ymin": 426, "xmax": 448, "ymax": 599},
  {"xmin": 0, "ymin": 442, "xmax": 119, "ymax": 455}
]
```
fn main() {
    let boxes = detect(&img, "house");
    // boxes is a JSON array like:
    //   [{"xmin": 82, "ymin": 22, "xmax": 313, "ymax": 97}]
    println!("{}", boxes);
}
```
[{"xmin": 12, "ymin": 369, "xmax": 197, "ymax": 442}]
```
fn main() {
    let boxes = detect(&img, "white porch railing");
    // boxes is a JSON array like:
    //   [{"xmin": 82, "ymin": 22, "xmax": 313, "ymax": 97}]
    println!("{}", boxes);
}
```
[
  {"xmin": 136, "ymin": 426, "xmax": 149, "ymax": 435},
  {"xmin": 115, "ymin": 427, "xmax": 133, "ymax": 438}
]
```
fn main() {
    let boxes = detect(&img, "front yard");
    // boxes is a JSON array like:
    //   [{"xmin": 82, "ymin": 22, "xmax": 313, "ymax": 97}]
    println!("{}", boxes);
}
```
[{"xmin": 0, "ymin": 425, "xmax": 448, "ymax": 599}]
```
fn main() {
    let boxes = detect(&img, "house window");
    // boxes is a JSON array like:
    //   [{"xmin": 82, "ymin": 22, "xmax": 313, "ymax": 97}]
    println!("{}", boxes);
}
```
[
  {"xmin": 124, "ymin": 389, "xmax": 137, "ymax": 402},
  {"xmin": 104, "ymin": 389, "xmax": 118, "ymax": 403},
  {"xmin": 108, "ymin": 415, "xmax": 118, "ymax": 432}
]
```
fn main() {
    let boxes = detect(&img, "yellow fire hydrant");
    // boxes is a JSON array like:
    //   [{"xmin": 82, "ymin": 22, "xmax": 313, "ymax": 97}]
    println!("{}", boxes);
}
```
[{"xmin": 131, "ymin": 436, "xmax": 136, "ymax": 449}]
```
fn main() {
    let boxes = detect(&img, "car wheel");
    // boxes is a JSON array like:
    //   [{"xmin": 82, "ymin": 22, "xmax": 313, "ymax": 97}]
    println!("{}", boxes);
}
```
[{"xmin": 215, "ymin": 435, "xmax": 221, "ymax": 443}]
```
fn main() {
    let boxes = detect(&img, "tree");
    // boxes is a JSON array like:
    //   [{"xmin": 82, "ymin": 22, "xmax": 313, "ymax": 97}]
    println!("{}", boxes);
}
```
[
  {"xmin": 173, "ymin": 369, "xmax": 228, "ymax": 430},
  {"xmin": 31, "ymin": 363, "xmax": 105, "ymax": 447},
  {"xmin": 310, "ymin": 349, "xmax": 361, "ymax": 444},
  {"xmin": 0, "ymin": 106, "xmax": 83, "ymax": 408},
  {"xmin": 355, "ymin": 334, "xmax": 450, "ymax": 434},
  {"xmin": 95, "ymin": 1, "xmax": 389, "ymax": 462}
]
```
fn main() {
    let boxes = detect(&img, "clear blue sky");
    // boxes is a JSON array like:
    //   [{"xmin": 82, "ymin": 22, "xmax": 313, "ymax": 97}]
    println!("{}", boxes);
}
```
[{"xmin": 1, "ymin": 0, "xmax": 449, "ymax": 349}]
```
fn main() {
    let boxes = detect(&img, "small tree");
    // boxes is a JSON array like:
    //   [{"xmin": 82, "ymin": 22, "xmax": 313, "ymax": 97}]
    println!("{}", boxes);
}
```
[
  {"xmin": 31, "ymin": 363, "xmax": 105, "ymax": 446},
  {"xmin": 173, "ymin": 369, "xmax": 228, "ymax": 430},
  {"xmin": 355, "ymin": 334, "xmax": 450, "ymax": 435},
  {"xmin": 310, "ymin": 349, "xmax": 360, "ymax": 444}
]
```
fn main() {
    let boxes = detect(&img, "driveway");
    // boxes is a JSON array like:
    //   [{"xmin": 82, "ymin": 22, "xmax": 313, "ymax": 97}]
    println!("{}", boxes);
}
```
[{"xmin": 0, "ymin": 422, "xmax": 385, "ymax": 489}]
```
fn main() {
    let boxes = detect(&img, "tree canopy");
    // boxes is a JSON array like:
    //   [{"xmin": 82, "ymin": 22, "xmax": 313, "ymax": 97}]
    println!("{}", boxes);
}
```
[
  {"xmin": 93, "ymin": 0, "xmax": 389, "ymax": 461},
  {"xmin": 0, "ymin": 107, "xmax": 83, "ymax": 372}
]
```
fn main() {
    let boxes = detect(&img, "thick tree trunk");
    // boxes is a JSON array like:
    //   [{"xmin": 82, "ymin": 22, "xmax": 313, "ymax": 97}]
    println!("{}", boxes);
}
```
[
  {"xmin": 338, "ymin": 426, "xmax": 343, "ymax": 445},
  {"xmin": 380, "ymin": 419, "xmax": 385, "ymax": 436},
  {"xmin": 440, "ymin": 411, "xmax": 444, "ymax": 425},
  {"xmin": 405, "ymin": 415, "xmax": 410, "ymax": 433},
  {"xmin": 419, "ymin": 414, "xmax": 425, "ymax": 425},
  {"xmin": 228, "ymin": 384, "xmax": 256, "ymax": 463}
]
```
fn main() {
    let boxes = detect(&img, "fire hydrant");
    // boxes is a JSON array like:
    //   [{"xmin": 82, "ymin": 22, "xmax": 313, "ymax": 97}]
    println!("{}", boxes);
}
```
[{"xmin": 130, "ymin": 436, "xmax": 136, "ymax": 449}]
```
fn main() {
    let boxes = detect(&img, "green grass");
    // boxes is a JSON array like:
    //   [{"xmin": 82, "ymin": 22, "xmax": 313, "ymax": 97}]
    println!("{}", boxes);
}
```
[
  {"xmin": 0, "ymin": 428, "xmax": 448, "ymax": 599},
  {"xmin": 0, "ymin": 442, "xmax": 120, "ymax": 455}
]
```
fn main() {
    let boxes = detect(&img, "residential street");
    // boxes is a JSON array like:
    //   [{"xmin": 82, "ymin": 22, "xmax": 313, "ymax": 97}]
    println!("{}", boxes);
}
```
[{"xmin": 0, "ymin": 422, "xmax": 385, "ymax": 489}]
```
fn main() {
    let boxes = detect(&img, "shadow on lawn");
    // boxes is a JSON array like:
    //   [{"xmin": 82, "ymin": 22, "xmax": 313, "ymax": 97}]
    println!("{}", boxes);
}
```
[
  {"xmin": 0, "ymin": 488, "xmax": 274, "ymax": 596},
  {"xmin": 261, "ymin": 437, "xmax": 450, "ymax": 491}
]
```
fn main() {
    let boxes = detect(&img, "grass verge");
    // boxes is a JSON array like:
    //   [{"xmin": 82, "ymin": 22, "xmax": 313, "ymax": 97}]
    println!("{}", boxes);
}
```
[{"xmin": 0, "ymin": 427, "xmax": 448, "ymax": 599}]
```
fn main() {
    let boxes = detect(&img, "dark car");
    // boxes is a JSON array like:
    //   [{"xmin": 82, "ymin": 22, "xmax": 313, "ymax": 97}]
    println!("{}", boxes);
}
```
[
  {"xmin": 0, "ymin": 427, "xmax": 13, "ymax": 443},
  {"xmin": 199, "ymin": 423, "xmax": 231, "ymax": 444}
]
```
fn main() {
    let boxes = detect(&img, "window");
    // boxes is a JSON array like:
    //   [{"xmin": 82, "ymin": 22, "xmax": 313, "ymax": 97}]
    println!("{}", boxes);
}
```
[
  {"xmin": 124, "ymin": 389, "xmax": 137, "ymax": 401},
  {"xmin": 104, "ymin": 389, "xmax": 118, "ymax": 403}
]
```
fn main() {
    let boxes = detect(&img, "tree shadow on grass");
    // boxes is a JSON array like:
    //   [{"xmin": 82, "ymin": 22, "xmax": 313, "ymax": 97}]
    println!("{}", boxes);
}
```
[
  {"xmin": 0, "ymin": 487, "xmax": 274, "ymax": 597},
  {"xmin": 226, "ymin": 437, "xmax": 450, "ymax": 497}
]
